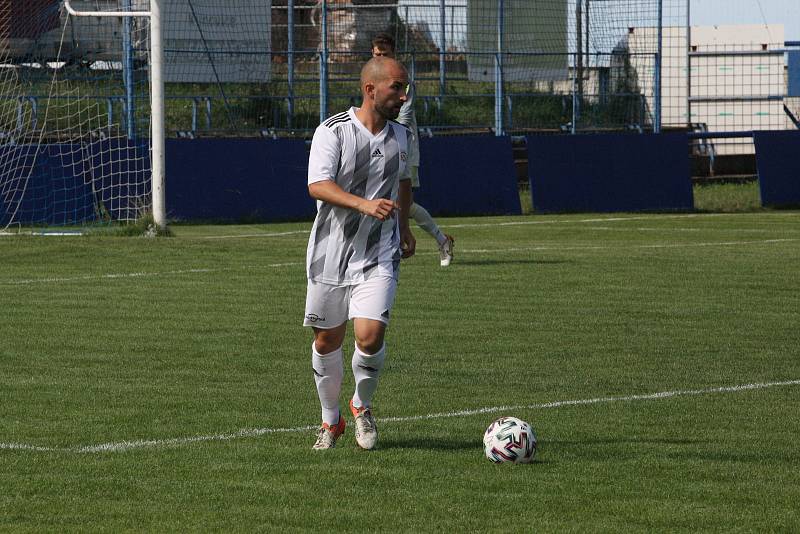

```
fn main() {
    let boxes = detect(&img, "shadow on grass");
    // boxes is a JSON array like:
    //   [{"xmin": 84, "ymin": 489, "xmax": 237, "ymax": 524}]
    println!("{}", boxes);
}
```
[
  {"xmin": 453, "ymin": 259, "xmax": 572, "ymax": 267},
  {"xmin": 380, "ymin": 436, "xmax": 479, "ymax": 452}
]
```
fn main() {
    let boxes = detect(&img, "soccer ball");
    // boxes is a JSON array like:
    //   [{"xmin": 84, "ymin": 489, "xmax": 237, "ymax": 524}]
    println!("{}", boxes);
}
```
[{"xmin": 483, "ymin": 416, "xmax": 537, "ymax": 464}]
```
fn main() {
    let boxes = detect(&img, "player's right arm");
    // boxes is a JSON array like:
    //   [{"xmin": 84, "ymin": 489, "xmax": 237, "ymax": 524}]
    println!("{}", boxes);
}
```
[
  {"xmin": 309, "ymin": 180, "xmax": 398, "ymax": 221},
  {"xmin": 307, "ymin": 124, "xmax": 397, "ymax": 221}
]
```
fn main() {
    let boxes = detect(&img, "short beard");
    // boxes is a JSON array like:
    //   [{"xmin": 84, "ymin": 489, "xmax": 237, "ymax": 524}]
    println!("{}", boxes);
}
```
[{"xmin": 375, "ymin": 102, "xmax": 399, "ymax": 120}]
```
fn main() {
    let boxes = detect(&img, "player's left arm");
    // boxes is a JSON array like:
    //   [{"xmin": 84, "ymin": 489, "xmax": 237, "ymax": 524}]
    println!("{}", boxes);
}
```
[{"xmin": 398, "ymin": 178, "xmax": 415, "ymax": 259}]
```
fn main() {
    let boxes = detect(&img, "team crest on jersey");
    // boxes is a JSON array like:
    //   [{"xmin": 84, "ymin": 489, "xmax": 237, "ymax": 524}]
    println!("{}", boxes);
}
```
[{"xmin": 400, "ymin": 151, "xmax": 407, "ymax": 161}]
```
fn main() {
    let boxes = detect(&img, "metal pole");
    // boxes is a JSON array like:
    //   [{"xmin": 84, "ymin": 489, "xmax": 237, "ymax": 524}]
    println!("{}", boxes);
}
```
[
  {"xmin": 150, "ymin": 0, "xmax": 166, "ymax": 229},
  {"xmin": 576, "ymin": 0, "xmax": 583, "ymax": 106},
  {"xmin": 654, "ymin": 0, "xmax": 663, "ymax": 133},
  {"xmin": 287, "ymin": 0, "xmax": 295, "ymax": 128},
  {"xmin": 65, "ymin": 0, "xmax": 150, "ymax": 17},
  {"xmin": 494, "ymin": 0, "xmax": 504, "ymax": 136},
  {"xmin": 686, "ymin": 0, "xmax": 692, "ymax": 128},
  {"xmin": 320, "ymin": 0, "xmax": 328, "ymax": 123},
  {"xmin": 571, "ymin": 52, "xmax": 577, "ymax": 134},
  {"xmin": 439, "ymin": 0, "xmax": 446, "ymax": 99},
  {"xmin": 585, "ymin": 0, "xmax": 590, "ymax": 68},
  {"xmin": 122, "ymin": 0, "xmax": 135, "ymax": 140}
]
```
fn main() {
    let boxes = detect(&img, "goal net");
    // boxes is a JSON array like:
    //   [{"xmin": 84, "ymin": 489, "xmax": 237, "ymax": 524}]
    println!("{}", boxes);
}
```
[{"xmin": 1, "ymin": 1, "xmax": 152, "ymax": 230}]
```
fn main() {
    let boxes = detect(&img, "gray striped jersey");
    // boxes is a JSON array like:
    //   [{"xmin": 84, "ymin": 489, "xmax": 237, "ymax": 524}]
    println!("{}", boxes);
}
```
[{"xmin": 306, "ymin": 107, "xmax": 412, "ymax": 286}]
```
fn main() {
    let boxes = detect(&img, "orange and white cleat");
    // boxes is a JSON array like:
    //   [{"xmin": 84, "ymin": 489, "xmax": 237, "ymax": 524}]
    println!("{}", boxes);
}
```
[
  {"xmin": 349, "ymin": 399, "xmax": 378, "ymax": 450},
  {"xmin": 312, "ymin": 413, "xmax": 346, "ymax": 450}
]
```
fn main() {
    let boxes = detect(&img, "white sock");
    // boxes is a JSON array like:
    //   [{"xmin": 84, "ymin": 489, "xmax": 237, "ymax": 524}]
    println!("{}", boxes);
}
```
[
  {"xmin": 312, "ymin": 342, "xmax": 343, "ymax": 425},
  {"xmin": 351, "ymin": 343, "xmax": 386, "ymax": 409},
  {"xmin": 410, "ymin": 202, "xmax": 447, "ymax": 246}
]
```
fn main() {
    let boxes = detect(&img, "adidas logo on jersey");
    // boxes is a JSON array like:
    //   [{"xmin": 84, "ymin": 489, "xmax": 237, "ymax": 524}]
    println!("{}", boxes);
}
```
[{"xmin": 371, "ymin": 148, "xmax": 383, "ymax": 158}]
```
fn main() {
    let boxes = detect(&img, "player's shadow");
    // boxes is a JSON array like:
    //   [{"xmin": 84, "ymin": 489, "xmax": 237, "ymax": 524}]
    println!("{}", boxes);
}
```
[
  {"xmin": 380, "ymin": 436, "xmax": 478, "ymax": 452},
  {"xmin": 454, "ymin": 259, "xmax": 572, "ymax": 267}
]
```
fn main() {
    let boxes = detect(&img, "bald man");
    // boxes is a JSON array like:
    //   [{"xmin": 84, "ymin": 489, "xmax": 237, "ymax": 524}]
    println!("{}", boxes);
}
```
[{"xmin": 304, "ymin": 56, "xmax": 416, "ymax": 450}]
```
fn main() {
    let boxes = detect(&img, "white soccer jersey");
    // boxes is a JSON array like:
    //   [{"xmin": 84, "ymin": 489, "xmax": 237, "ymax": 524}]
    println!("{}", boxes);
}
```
[
  {"xmin": 306, "ymin": 107, "xmax": 412, "ymax": 286},
  {"xmin": 396, "ymin": 83, "xmax": 420, "ymax": 167}
]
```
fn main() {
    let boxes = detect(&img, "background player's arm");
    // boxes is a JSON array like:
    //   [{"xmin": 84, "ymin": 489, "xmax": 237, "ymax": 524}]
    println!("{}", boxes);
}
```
[
  {"xmin": 308, "ymin": 180, "xmax": 398, "ymax": 222},
  {"xmin": 398, "ymin": 178, "xmax": 415, "ymax": 258}
]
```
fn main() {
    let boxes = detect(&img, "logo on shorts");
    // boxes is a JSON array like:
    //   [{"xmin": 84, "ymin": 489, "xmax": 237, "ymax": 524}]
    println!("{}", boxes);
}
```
[
  {"xmin": 381, "ymin": 309, "xmax": 390, "ymax": 319},
  {"xmin": 371, "ymin": 148, "xmax": 383, "ymax": 158},
  {"xmin": 305, "ymin": 313, "xmax": 326, "ymax": 323}
]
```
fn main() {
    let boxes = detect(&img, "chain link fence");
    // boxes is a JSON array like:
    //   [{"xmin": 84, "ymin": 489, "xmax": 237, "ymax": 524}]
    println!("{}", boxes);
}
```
[{"xmin": 4, "ymin": 1, "xmax": 798, "ymax": 141}]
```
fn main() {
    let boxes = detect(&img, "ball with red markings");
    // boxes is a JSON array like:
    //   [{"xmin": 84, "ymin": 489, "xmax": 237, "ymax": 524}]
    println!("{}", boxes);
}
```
[{"xmin": 483, "ymin": 416, "xmax": 537, "ymax": 464}]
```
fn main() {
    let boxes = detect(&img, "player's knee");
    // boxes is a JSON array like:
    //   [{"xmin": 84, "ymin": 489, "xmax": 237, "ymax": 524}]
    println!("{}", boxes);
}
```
[
  {"xmin": 314, "ymin": 328, "xmax": 345, "ymax": 354},
  {"xmin": 355, "ymin": 329, "xmax": 385, "ymax": 355}
]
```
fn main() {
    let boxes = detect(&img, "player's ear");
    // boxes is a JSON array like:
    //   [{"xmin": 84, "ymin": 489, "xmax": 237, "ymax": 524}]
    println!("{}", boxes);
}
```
[{"xmin": 364, "ymin": 81, "xmax": 376, "ymax": 100}]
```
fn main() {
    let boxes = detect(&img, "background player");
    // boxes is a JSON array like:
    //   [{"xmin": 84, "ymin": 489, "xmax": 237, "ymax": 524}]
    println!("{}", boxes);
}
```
[
  {"xmin": 304, "ymin": 56, "xmax": 416, "ymax": 451},
  {"xmin": 371, "ymin": 32, "xmax": 455, "ymax": 267}
]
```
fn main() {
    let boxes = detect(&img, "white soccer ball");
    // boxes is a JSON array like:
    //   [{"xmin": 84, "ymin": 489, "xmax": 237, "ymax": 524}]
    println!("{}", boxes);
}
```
[{"xmin": 483, "ymin": 416, "xmax": 537, "ymax": 464}]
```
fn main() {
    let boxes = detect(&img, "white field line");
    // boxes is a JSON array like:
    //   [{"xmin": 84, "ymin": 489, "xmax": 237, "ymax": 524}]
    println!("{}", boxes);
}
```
[
  {"xmin": 2, "ymin": 268, "xmax": 221, "ymax": 286},
  {"xmin": 443, "ymin": 211, "xmax": 800, "ymax": 229},
  {"xmin": 187, "ymin": 213, "xmax": 745, "ymax": 240},
  {"xmin": 2, "ymin": 238, "xmax": 797, "ymax": 285},
  {"xmin": 199, "ymin": 229, "xmax": 308, "ymax": 240},
  {"xmin": 186, "ymin": 215, "xmax": 800, "ymax": 243},
  {"xmin": 452, "ymin": 238, "xmax": 799, "ymax": 255},
  {"xmin": 2, "ymin": 379, "xmax": 798, "ymax": 454},
  {"xmin": 0, "ymin": 262, "xmax": 304, "ymax": 286},
  {"xmin": 441, "ymin": 213, "xmax": 727, "ymax": 229}
]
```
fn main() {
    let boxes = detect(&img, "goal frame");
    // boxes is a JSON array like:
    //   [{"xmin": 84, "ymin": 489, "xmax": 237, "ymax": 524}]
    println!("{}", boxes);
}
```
[{"xmin": 63, "ymin": 0, "xmax": 166, "ymax": 230}]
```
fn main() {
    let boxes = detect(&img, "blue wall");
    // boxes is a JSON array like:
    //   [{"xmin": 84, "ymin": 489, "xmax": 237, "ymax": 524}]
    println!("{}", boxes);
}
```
[
  {"xmin": 754, "ymin": 130, "xmax": 800, "ymax": 207},
  {"xmin": 166, "ymin": 138, "xmax": 314, "ymax": 221},
  {"xmin": 414, "ymin": 135, "xmax": 522, "ymax": 216},
  {"xmin": 5, "ymin": 134, "xmax": 715, "ymax": 225},
  {"xmin": 167, "ymin": 135, "xmax": 522, "ymax": 221},
  {"xmin": 526, "ymin": 133, "xmax": 693, "ymax": 213}
]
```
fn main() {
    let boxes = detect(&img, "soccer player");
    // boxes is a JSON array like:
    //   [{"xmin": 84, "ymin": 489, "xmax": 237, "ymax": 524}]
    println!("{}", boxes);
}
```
[
  {"xmin": 371, "ymin": 32, "xmax": 455, "ymax": 267},
  {"xmin": 304, "ymin": 56, "xmax": 416, "ymax": 450}
]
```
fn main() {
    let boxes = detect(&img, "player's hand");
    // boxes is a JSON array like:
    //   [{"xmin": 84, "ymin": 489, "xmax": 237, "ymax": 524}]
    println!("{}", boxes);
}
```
[
  {"xmin": 400, "ymin": 227, "xmax": 416, "ymax": 259},
  {"xmin": 358, "ymin": 198, "xmax": 399, "ymax": 221}
]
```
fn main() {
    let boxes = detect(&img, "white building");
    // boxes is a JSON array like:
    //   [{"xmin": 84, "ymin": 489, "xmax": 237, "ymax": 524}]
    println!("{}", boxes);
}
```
[{"xmin": 622, "ymin": 24, "xmax": 788, "ymax": 154}]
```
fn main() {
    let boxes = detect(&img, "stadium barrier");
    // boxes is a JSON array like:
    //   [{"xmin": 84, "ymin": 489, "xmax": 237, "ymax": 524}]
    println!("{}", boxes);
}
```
[
  {"xmin": 168, "ymin": 136, "xmax": 525, "ymax": 221},
  {"xmin": 28, "ymin": 130, "xmax": 800, "ymax": 224},
  {"xmin": 526, "ymin": 133, "xmax": 694, "ymax": 213},
  {"xmin": 4, "ymin": 135, "xmax": 522, "ymax": 224},
  {"xmin": 415, "ymin": 135, "xmax": 522, "ymax": 217},
  {"xmin": 753, "ymin": 131, "xmax": 800, "ymax": 208},
  {"xmin": 166, "ymin": 138, "xmax": 313, "ymax": 221},
  {"xmin": 168, "ymin": 135, "xmax": 522, "ymax": 221}
]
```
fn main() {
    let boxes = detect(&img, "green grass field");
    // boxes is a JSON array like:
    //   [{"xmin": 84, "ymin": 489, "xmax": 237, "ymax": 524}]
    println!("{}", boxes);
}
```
[{"xmin": 2, "ymin": 211, "xmax": 799, "ymax": 531}]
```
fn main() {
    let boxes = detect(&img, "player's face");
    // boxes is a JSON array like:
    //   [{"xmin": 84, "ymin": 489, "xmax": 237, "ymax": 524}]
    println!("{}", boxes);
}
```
[
  {"xmin": 372, "ymin": 45, "xmax": 395, "ymax": 58},
  {"xmin": 373, "ymin": 66, "xmax": 407, "ymax": 120}
]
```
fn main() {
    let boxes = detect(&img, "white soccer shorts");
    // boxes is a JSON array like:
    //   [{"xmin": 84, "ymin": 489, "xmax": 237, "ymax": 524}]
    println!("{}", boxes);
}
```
[{"xmin": 303, "ymin": 275, "xmax": 398, "ymax": 329}]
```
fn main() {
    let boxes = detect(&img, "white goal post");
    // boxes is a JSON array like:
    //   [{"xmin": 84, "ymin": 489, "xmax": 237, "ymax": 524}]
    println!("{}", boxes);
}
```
[{"xmin": 63, "ymin": 0, "xmax": 166, "ymax": 230}]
